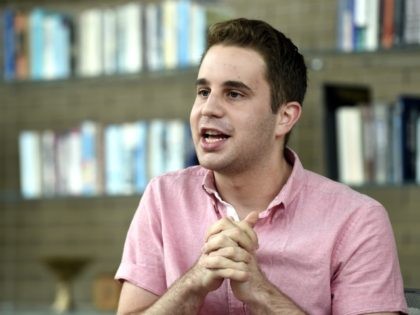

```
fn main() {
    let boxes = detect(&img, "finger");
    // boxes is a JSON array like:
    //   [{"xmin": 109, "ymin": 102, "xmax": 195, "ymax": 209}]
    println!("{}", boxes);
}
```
[
  {"xmin": 204, "ymin": 227, "xmax": 255, "ymax": 253},
  {"xmin": 213, "ymin": 268, "xmax": 249, "ymax": 282},
  {"xmin": 244, "ymin": 211, "xmax": 259, "ymax": 227},
  {"xmin": 205, "ymin": 217, "xmax": 237, "ymax": 242},
  {"xmin": 203, "ymin": 255, "xmax": 248, "ymax": 271},
  {"xmin": 236, "ymin": 220, "xmax": 259, "ymax": 250},
  {"xmin": 203, "ymin": 232, "xmax": 239, "ymax": 254},
  {"xmin": 208, "ymin": 246, "xmax": 252, "ymax": 263}
]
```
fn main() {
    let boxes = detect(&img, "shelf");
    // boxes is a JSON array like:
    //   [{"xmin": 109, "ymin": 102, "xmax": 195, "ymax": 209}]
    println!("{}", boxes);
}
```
[
  {"xmin": 0, "ymin": 66, "xmax": 199, "ymax": 87},
  {"xmin": 0, "ymin": 191, "xmax": 142, "ymax": 204}
]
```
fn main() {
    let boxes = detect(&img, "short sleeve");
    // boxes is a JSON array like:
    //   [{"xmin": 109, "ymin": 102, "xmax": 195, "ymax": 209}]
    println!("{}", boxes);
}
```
[
  {"xmin": 115, "ymin": 180, "xmax": 167, "ymax": 296},
  {"xmin": 331, "ymin": 204, "xmax": 408, "ymax": 315}
]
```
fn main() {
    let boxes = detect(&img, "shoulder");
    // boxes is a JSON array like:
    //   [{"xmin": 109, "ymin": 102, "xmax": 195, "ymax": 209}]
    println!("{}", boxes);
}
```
[
  {"xmin": 142, "ymin": 165, "xmax": 209, "ymax": 204},
  {"xmin": 302, "ymin": 169, "xmax": 383, "ymax": 210},
  {"xmin": 148, "ymin": 165, "xmax": 207, "ymax": 188}
]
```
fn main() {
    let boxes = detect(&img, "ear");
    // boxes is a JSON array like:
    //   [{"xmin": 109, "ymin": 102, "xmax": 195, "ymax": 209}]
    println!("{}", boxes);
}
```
[{"xmin": 275, "ymin": 101, "xmax": 302, "ymax": 137}]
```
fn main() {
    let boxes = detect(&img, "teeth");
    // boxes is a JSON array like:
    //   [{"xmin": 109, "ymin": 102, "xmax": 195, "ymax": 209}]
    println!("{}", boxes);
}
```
[
  {"xmin": 205, "ymin": 130, "xmax": 222, "ymax": 136},
  {"xmin": 205, "ymin": 136, "xmax": 224, "ymax": 143}
]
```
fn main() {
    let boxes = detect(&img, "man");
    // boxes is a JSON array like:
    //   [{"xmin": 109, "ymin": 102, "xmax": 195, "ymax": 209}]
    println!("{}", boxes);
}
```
[{"xmin": 115, "ymin": 18, "xmax": 408, "ymax": 314}]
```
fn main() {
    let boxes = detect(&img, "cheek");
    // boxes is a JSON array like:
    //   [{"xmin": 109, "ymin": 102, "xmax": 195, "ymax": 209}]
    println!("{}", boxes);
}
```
[{"xmin": 189, "ymin": 105, "xmax": 200, "ymax": 134}]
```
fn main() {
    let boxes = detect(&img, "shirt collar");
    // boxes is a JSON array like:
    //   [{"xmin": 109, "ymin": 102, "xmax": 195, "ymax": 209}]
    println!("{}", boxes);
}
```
[
  {"xmin": 201, "ymin": 148, "xmax": 306, "ymax": 215},
  {"xmin": 267, "ymin": 148, "xmax": 306, "ymax": 211}
]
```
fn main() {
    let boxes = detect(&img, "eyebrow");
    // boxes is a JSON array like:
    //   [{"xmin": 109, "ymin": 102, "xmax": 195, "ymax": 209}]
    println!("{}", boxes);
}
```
[{"xmin": 195, "ymin": 78, "xmax": 253, "ymax": 93}]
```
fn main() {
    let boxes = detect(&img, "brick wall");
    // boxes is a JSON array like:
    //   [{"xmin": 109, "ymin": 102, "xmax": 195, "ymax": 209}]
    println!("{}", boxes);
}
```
[{"xmin": 1, "ymin": 0, "xmax": 419, "ymax": 309}]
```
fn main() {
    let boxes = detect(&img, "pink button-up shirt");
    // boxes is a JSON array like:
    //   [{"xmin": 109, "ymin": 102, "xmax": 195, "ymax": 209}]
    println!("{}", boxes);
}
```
[{"xmin": 116, "ymin": 150, "xmax": 408, "ymax": 314}]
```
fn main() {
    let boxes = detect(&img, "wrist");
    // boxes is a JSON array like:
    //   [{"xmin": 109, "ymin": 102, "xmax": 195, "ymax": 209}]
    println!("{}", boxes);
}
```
[
  {"xmin": 181, "ymin": 265, "xmax": 213, "ymax": 298},
  {"xmin": 244, "ymin": 282, "xmax": 305, "ymax": 314}
]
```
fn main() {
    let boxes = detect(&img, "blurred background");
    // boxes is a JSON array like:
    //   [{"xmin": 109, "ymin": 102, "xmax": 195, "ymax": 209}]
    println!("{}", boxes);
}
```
[{"xmin": 1, "ymin": 0, "xmax": 420, "ymax": 313}]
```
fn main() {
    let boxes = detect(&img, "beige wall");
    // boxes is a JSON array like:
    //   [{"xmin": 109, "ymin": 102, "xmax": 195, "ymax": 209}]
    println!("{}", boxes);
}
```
[{"xmin": 1, "ymin": 0, "xmax": 419, "ymax": 309}]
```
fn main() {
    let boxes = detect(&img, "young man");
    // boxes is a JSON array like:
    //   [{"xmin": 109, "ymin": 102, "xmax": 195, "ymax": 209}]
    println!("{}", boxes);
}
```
[{"xmin": 115, "ymin": 18, "xmax": 408, "ymax": 314}]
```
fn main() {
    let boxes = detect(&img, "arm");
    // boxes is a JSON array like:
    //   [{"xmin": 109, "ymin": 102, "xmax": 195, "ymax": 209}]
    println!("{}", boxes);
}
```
[
  {"xmin": 117, "ymin": 235, "xmax": 252, "ymax": 315},
  {"xmin": 117, "ymin": 270, "xmax": 207, "ymax": 315},
  {"xmin": 117, "ymin": 282, "xmax": 159, "ymax": 315}
]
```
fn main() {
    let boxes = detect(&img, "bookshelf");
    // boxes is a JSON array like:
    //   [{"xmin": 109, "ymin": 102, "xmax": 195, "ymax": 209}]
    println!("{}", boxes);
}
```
[{"xmin": 1, "ymin": 0, "xmax": 420, "ymax": 311}]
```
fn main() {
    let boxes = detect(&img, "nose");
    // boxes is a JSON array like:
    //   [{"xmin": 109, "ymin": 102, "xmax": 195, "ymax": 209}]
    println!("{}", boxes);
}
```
[{"xmin": 201, "ymin": 93, "xmax": 224, "ymax": 118}]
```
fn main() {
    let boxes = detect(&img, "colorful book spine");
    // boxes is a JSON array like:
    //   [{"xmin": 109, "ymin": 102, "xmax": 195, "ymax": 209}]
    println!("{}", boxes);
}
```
[
  {"xmin": 189, "ymin": 2, "xmax": 206, "ymax": 65},
  {"xmin": 78, "ymin": 8, "xmax": 103, "ymax": 77},
  {"xmin": 145, "ymin": 2, "xmax": 163, "ymax": 71},
  {"xmin": 19, "ymin": 131, "xmax": 42, "ymax": 199},
  {"xmin": 134, "ymin": 121, "xmax": 149, "ymax": 193},
  {"xmin": 105, "ymin": 124, "xmax": 125, "ymax": 195},
  {"xmin": 3, "ymin": 8, "xmax": 15, "ymax": 80},
  {"xmin": 336, "ymin": 106, "xmax": 365, "ymax": 185},
  {"xmin": 29, "ymin": 8, "xmax": 45, "ymax": 80},
  {"xmin": 177, "ymin": 0, "xmax": 190, "ymax": 68},
  {"xmin": 103, "ymin": 7, "xmax": 118, "ymax": 75}
]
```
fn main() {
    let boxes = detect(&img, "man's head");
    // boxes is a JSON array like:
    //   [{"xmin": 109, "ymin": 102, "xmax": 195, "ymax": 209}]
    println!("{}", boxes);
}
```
[
  {"xmin": 190, "ymin": 18, "xmax": 305, "ymax": 175},
  {"xmin": 203, "ymin": 18, "xmax": 307, "ymax": 114}
]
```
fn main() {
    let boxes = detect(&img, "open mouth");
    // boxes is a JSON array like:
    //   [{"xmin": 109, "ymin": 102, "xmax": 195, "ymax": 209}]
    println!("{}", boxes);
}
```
[{"xmin": 201, "ymin": 129, "xmax": 230, "ymax": 143}]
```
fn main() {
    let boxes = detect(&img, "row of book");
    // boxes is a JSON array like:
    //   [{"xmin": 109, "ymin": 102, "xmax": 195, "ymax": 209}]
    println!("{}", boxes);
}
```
[
  {"xmin": 1, "ymin": 0, "xmax": 207, "ymax": 81},
  {"xmin": 18, "ymin": 120, "xmax": 196, "ymax": 199},
  {"xmin": 337, "ymin": 0, "xmax": 420, "ymax": 52},
  {"xmin": 335, "ymin": 95, "xmax": 420, "ymax": 185}
]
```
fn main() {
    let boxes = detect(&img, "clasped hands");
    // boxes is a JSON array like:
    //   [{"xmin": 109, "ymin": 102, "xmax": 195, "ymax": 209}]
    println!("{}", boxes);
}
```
[{"xmin": 189, "ymin": 211, "xmax": 266, "ymax": 303}]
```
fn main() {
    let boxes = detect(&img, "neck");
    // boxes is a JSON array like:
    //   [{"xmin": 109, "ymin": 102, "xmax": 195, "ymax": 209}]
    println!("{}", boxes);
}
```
[{"xmin": 214, "ymin": 151, "xmax": 292, "ymax": 220}]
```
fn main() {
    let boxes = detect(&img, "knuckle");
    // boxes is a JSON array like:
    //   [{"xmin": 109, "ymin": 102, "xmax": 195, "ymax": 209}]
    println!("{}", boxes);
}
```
[
  {"xmin": 229, "ymin": 227, "xmax": 242, "ymax": 239},
  {"xmin": 226, "ymin": 246, "xmax": 236, "ymax": 256}
]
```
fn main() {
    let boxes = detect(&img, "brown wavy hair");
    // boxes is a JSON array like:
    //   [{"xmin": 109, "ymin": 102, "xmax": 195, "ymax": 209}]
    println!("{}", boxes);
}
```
[{"xmin": 203, "ymin": 18, "xmax": 307, "ymax": 114}]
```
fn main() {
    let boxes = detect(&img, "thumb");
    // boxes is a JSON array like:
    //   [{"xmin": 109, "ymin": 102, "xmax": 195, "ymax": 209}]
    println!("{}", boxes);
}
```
[{"xmin": 243, "ymin": 211, "xmax": 259, "ymax": 228}]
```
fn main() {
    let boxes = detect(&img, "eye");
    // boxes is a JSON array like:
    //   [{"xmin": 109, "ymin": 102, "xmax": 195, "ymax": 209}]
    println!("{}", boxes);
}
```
[
  {"xmin": 197, "ymin": 88, "xmax": 210, "ymax": 97},
  {"xmin": 227, "ymin": 90, "xmax": 243, "ymax": 99}
]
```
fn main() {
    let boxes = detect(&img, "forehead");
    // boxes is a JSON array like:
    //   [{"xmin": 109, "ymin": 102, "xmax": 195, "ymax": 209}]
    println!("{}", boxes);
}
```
[{"xmin": 198, "ymin": 45, "xmax": 267, "ymax": 86}]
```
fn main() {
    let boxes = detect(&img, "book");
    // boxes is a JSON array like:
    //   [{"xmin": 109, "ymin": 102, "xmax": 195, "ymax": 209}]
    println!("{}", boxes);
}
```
[
  {"xmin": 165, "ymin": 119, "xmax": 187, "ymax": 172},
  {"xmin": 121, "ymin": 123, "xmax": 139, "ymax": 195},
  {"xmin": 177, "ymin": 0, "xmax": 190, "ymax": 68},
  {"xmin": 353, "ymin": 0, "xmax": 368, "ymax": 51},
  {"xmin": 148, "ymin": 119, "xmax": 166, "ymax": 179},
  {"xmin": 78, "ymin": 8, "xmax": 103, "ymax": 77},
  {"xmin": 392, "ymin": 95, "xmax": 420, "ymax": 183},
  {"xmin": 336, "ymin": 106, "xmax": 365, "ymax": 185},
  {"xmin": 416, "ymin": 115, "xmax": 420, "ymax": 183},
  {"xmin": 104, "ymin": 124, "xmax": 125, "ymax": 195},
  {"xmin": 337, "ymin": 0, "xmax": 355, "ymax": 51},
  {"xmin": 381, "ymin": 0, "xmax": 395, "ymax": 49},
  {"xmin": 55, "ymin": 130, "xmax": 71, "ymax": 195},
  {"xmin": 3, "ymin": 8, "xmax": 15, "ymax": 80},
  {"xmin": 0, "ymin": 10, "xmax": 4, "ymax": 78},
  {"xmin": 365, "ymin": 0, "xmax": 380, "ymax": 51},
  {"xmin": 81, "ymin": 121, "xmax": 101, "ymax": 196},
  {"xmin": 42, "ymin": 12, "xmax": 57, "ymax": 79},
  {"xmin": 162, "ymin": 0, "xmax": 177, "ymax": 69},
  {"xmin": 19, "ymin": 131, "xmax": 42, "ymax": 199},
  {"xmin": 29, "ymin": 7, "xmax": 45, "ymax": 80},
  {"xmin": 133, "ymin": 121, "xmax": 149, "ymax": 193},
  {"xmin": 14, "ymin": 10, "xmax": 29, "ymax": 80},
  {"xmin": 41, "ymin": 129, "xmax": 57, "ymax": 197},
  {"xmin": 360, "ymin": 104, "xmax": 375, "ymax": 182},
  {"xmin": 404, "ymin": 0, "xmax": 420, "ymax": 45},
  {"xmin": 67, "ymin": 127, "xmax": 83, "ymax": 196},
  {"xmin": 145, "ymin": 2, "xmax": 163, "ymax": 71},
  {"xmin": 116, "ymin": 2, "xmax": 143, "ymax": 74},
  {"xmin": 189, "ymin": 2, "xmax": 206, "ymax": 65},
  {"xmin": 125, "ymin": 2, "xmax": 143, "ymax": 73},
  {"xmin": 103, "ymin": 7, "xmax": 118, "ymax": 75},
  {"xmin": 393, "ymin": 0, "xmax": 406, "ymax": 46},
  {"xmin": 54, "ymin": 13, "xmax": 72, "ymax": 79},
  {"xmin": 371, "ymin": 101, "xmax": 391, "ymax": 184}
]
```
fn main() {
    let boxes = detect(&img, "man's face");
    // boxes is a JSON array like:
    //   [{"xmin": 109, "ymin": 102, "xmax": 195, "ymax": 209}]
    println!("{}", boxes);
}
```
[{"xmin": 190, "ymin": 44, "xmax": 281, "ymax": 175}]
